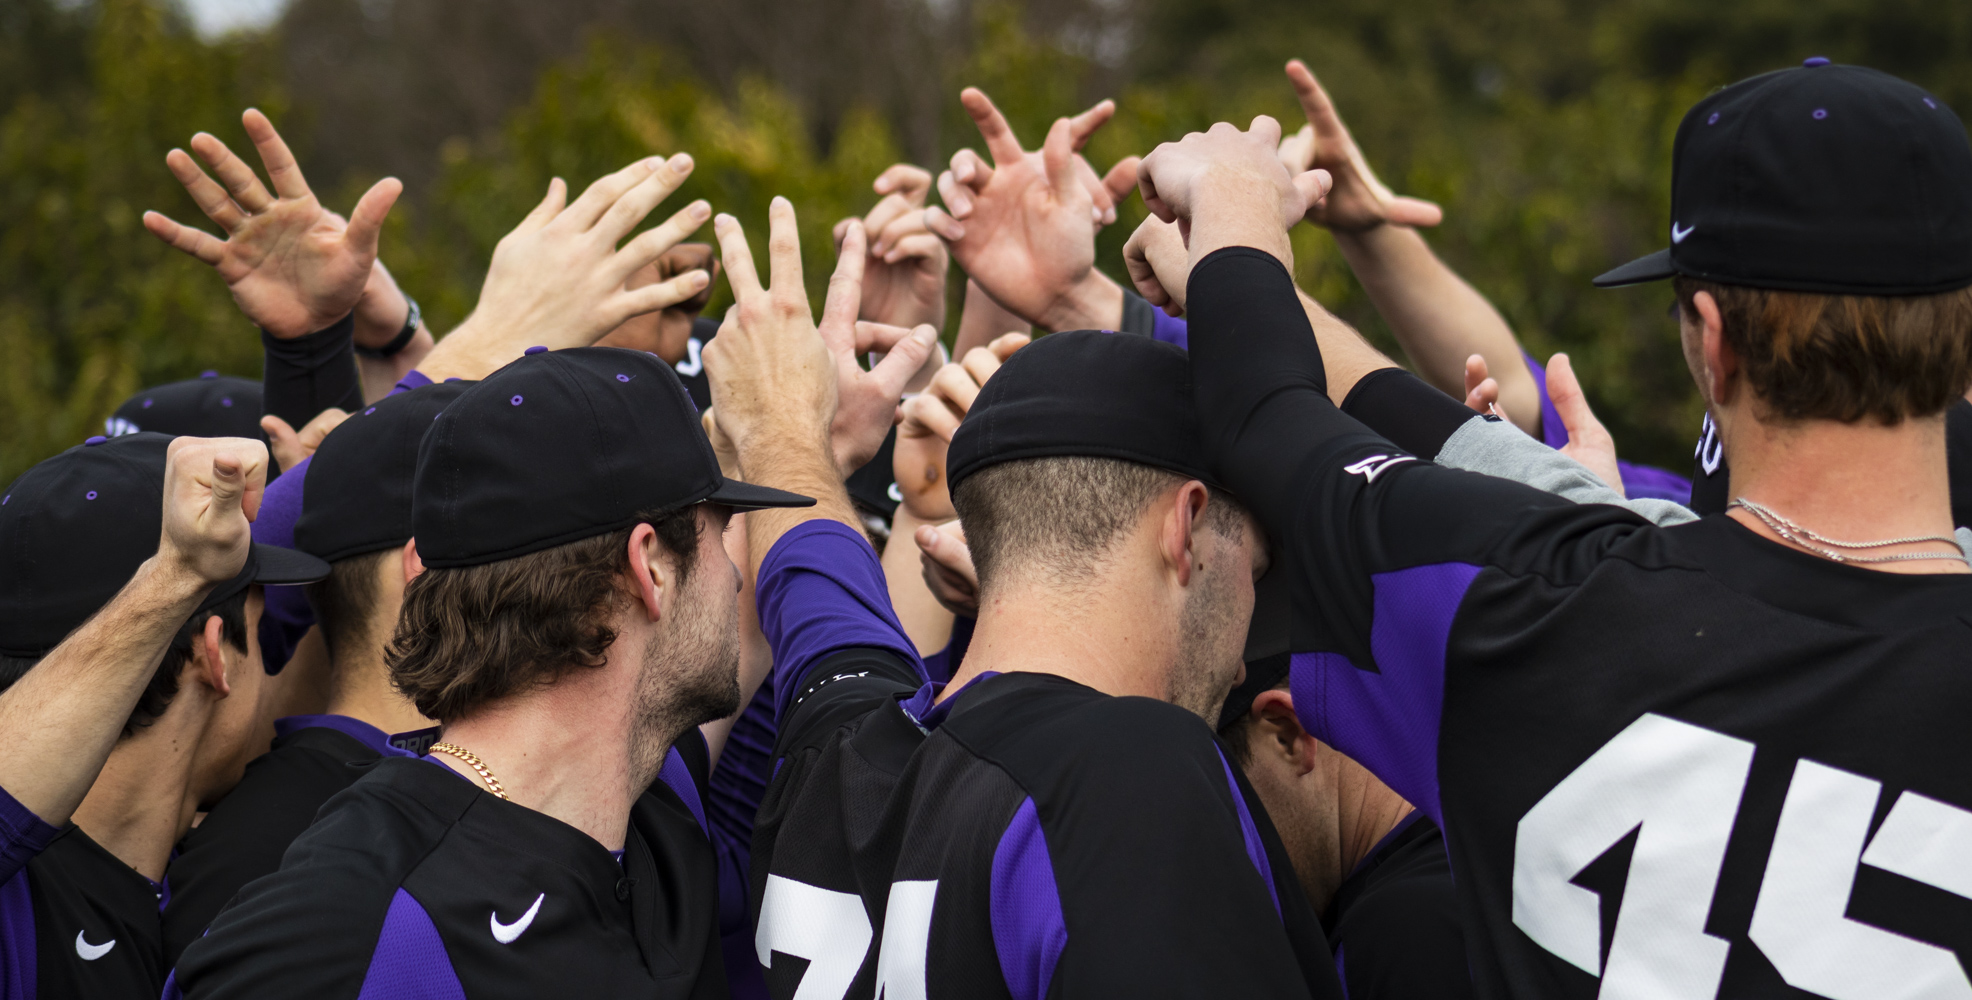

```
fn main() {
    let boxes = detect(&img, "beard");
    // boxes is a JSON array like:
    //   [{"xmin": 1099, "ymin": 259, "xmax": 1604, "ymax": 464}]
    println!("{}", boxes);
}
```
[
  {"xmin": 629, "ymin": 572, "xmax": 742, "ymax": 783},
  {"xmin": 1169, "ymin": 552, "xmax": 1253, "ymax": 724}
]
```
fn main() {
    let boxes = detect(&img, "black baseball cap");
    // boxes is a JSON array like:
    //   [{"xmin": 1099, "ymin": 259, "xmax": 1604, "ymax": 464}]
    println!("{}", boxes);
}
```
[
  {"xmin": 295, "ymin": 381, "xmax": 474, "ymax": 563},
  {"xmin": 0, "ymin": 433, "xmax": 330, "ymax": 658},
  {"xmin": 413, "ymin": 347, "xmax": 813, "ymax": 569},
  {"xmin": 1596, "ymin": 60, "xmax": 1972, "ymax": 294},
  {"xmin": 947, "ymin": 331, "xmax": 1217, "ymax": 493},
  {"xmin": 108, "ymin": 373, "xmax": 265, "ymax": 440}
]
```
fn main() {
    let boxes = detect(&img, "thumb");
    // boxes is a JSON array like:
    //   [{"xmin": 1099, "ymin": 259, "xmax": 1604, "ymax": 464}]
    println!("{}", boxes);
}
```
[
  {"xmin": 1385, "ymin": 196, "xmax": 1444, "ymax": 228},
  {"xmin": 869, "ymin": 325, "xmax": 941, "ymax": 399},
  {"xmin": 208, "ymin": 449, "xmax": 248, "ymax": 516},
  {"xmin": 346, "ymin": 177, "xmax": 404, "ymax": 260},
  {"xmin": 1102, "ymin": 156, "xmax": 1141, "ymax": 207},
  {"xmin": 1293, "ymin": 169, "xmax": 1333, "ymax": 215}
]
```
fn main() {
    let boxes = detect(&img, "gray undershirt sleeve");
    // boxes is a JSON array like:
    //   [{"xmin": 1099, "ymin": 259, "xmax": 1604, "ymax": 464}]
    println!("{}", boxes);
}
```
[{"xmin": 1436, "ymin": 417, "xmax": 1700, "ymax": 527}]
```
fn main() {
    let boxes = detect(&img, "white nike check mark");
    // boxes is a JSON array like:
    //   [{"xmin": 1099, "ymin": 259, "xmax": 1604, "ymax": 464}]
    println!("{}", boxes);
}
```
[
  {"xmin": 74, "ymin": 930, "xmax": 115, "ymax": 961},
  {"xmin": 490, "ymin": 893, "xmax": 544, "ymax": 944},
  {"xmin": 1671, "ymin": 222, "xmax": 1696, "ymax": 244}
]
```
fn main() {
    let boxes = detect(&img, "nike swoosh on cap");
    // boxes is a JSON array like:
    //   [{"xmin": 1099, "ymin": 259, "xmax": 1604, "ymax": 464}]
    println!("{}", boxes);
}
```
[
  {"xmin": 75, "ymin": 931, "xmax": 115, "ymax": 961},
  {"xmin": 1672, "ymin": 222, "xmax": 1696, "ymax": 243},
  {"xmin": 490, "ymin": 892, "xmax": 545, "ymax": 944}
]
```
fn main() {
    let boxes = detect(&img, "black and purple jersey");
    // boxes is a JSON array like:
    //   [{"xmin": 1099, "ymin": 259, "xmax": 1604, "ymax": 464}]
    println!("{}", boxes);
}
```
[
  {"xmin": 746, "ymin": 520, "xmax": 1343, "ymax": 999},
  {"xmin": 168, "ymin": 743, "xmax": 725, "ymax": 999},
  {"xmin": 1324, "ymin": 813, "xmax": 1471, "ymax": 1000},
  {"xmin": 0, "ymin": 785, "xmax": 168, "ymax": 1000},
  {"xmin": 1189, "ymin": 246, "xmax": 1972, "ymax": 999},
  {"xmin": 160, "ymin": 714, "xmax": 431, "ymax": 966}
]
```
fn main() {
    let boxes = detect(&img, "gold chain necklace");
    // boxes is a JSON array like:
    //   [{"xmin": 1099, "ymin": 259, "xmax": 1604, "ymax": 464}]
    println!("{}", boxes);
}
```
[{"xmin": 428, "ymin": 741, "xmax": 511, "ymax": 800}]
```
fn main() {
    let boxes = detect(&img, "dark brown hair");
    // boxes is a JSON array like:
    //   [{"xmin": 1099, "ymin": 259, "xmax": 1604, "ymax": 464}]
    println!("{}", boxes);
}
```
[
  {"xmin": 387, "ymin": 509, "xmax": 700, "ymax": 722},
  {"xmin": 953, "ymin": 456, "xmax": 1248, "ymax": 592},
  {"xmin": 1675, "ymin": 278, "xmax": 1972, "ymax": 424}
]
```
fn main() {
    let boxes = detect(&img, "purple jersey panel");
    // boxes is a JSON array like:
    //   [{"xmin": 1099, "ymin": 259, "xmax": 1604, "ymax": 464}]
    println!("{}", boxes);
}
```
[
  {"xmin": 755, "ymin": 520, "xmax": 924, "ymax": 725},
  {"xmin": 0, "ymin": 784, "xmax": 58, "ymax": 887},
  {"xmin": 1150, "ymin": 311, "xmax": 1190, "ymax": 350},
  {"xmin": 1216, "ymin": 750, "xmax": 1280, "ymax": 918},
  {"xmin": 356, "ymin": 888, "xmax": 467, "ymax": 1000},
  {"xmin": 990, "ymin": 798, "xmax": 1067, "ymax": 1000},
  {"xmin": 0, "ymin": 870, "xmax": 33, "ymax": 1000},
  {"xmin": 1290, "ymin": 562, "xmax": 1482, "ymax": 825},
  {"xmin": 655, "ymin": 746, "xmax": 708, "ymax": 837},
  {"xmin": 1522, "ymin": 352, "xmax": 1691, "ymax": 502}
]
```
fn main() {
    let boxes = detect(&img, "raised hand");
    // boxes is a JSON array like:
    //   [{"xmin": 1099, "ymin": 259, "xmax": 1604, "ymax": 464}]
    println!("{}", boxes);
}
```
[
  {"xmin": 929, "ymin": 89, "xmax": 1138, "ymax": 331},
  {"xmin": 1138, "ymin": 116, "xmax": 1330, "ymax": 268},
  {"xmin": 915, "ymin": 520, "xmax": 979, "ymax": 617},
  {"xmin": 418, "ymin": 155, "xmax": 710, "ymax": 380},
  {"xmin": 1123, "ymin": 215, "xmax": 1190, "ymax": 315},
  {"xmin": 835, "ymin": 165, "xmax": 949, "ymax": 332},
  {"xmin": 817, "ymin": 222, "xmax": 942, "ymax": 476},
  {"xmin": 893, "ymin": 332, "xmax": 1029, "ymax": 522},
  {"xmin": 158, "ymin": 435, "xmax": 269, "ymax": 588},
  {"xmin": 143, "ymin": 109, "xmax": 402, "ymax": 340},
  {"xmin": 1545, "ymin": 353, "xmax": 1627, "ymax": 496},
  {"xmin": 596, "ymin": 242, "xmax": 721, "ymax": 365},
  {"xmin": 1283, "ymin": 60, "xmax": 1443, "ymax": 234}
]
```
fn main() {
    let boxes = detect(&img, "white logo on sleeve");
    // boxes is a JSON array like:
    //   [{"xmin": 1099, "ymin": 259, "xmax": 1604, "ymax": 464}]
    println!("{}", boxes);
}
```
[
  {"xmin": 490, "ymin": 893, "xmax": 544, "ymax": 944},
  {"xmin": 1671, "ymin": 222, "xmax": 1696, "ymax": 244},
  {"xmin": 74, "ymin": 930, "xmax": 115, "ymax": 961},
  {"xmin": 1344, "ymin": 454, "xmax": 1415, "ymax": 483}
]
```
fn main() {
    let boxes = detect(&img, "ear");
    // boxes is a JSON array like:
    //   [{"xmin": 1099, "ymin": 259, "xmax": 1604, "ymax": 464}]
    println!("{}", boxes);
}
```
[
  {"xmin": 1694, "ymin": 291, "xmax": 1738, "ymax": 408},
  {"xmin": 1250, "ymin": 688, "xmax": 1318, "ymax": 776},
  {"xmin": 1161, "ymin": 480, "xmax": 1211, "ymax": 587},
  {"xmin": 626, "ymin": 523, "xmax": 668, "ymax": 623},
  {"xmin": 197, "ymin": 614, "xmax": 233, "ymax": 698},
  {"xmin": 402, "ymin": 539, "xmax": 426, "ymax": 584}
]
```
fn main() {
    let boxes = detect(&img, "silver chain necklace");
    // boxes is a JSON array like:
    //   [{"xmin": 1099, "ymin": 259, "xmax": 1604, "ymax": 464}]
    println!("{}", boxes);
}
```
[{"xmin": 1730, "ymin": 497, "xmax": 1968, "ymax": 565}]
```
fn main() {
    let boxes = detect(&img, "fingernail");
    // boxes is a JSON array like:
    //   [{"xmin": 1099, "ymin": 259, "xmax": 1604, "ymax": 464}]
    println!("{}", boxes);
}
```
[
  {"xmin": 772, "ymin": 195, "xmax": 791, "ymax": 210},
  {"xmin": 691, "ymin": 270, "xmax": 709, "ymax": 287},
  {"xmin": 691, "ymin": 201, "xmax": 711, "ymax": 221},
  {"xmin": 668, "ymin": 152, "xmax": 694, "ymax": 172},
  {"xmin": 714, "ymin": 212, "xmax": 736, "ymax": 227}
]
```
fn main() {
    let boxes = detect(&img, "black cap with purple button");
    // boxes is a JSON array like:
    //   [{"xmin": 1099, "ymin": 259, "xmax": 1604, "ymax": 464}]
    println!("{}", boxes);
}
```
[
  {"xmin": 107, "ymin": 372, "xmax": 266, "ymax": 441},
  {"xmin": 0, "ymin": 433, "xmax": 329, "ymax": 658},
  {"xmin": 410, "ymin": 346, "xmax": 814, "ymax": 569},
  {"xmin": 1595, "ymin": 59, "xmax": 1972, "ymax": 294}
]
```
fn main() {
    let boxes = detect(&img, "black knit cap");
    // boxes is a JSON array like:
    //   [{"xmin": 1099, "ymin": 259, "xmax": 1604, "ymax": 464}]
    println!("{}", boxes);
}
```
[
  {"xmin": 0, "ymin": 433, "xmax": 329, "ymax": 658},
  {"xmin": 108, "ymin": 373, "xmax": 265, "ymax": 440},
  {"xmin": 947, "ymin": 330, "xmax": 1216, "ymax": 494},
  {"xmin": 296, "ymin": 381, "xmax": 473, "ymax": 563},
  {"xmin": 412, "ymin": 346, "xmax": 813, "ymax": 569},
  {"xmin": 1596, "ymin": 60, "xmax": 1972, "ymax": 294}
]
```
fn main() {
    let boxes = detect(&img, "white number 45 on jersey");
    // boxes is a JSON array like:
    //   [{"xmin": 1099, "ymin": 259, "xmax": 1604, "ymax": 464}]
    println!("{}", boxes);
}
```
[{"xmin": 1513, "ymin": 713, "xmax": 1972, "ymax": 1000}]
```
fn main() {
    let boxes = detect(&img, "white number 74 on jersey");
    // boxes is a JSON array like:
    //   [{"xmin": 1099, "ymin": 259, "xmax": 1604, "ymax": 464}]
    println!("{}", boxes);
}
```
[{"xmin": 1513, "ymin": 713, "xmax": 1972, "ymax": 1000}]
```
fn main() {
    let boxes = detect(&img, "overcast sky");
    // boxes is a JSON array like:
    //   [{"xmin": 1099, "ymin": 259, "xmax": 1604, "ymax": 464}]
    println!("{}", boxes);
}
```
[{"xmin": 176, "ymin": 0, "xmax": 288, "ymax": 36}]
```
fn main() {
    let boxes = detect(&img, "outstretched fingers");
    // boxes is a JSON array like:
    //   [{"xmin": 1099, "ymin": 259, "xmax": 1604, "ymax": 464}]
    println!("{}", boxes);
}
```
[
  {"xmin": 189, "ymin": 132, "xmax": 274, "ymax": 214},
  {"xmin": 344, "ymin": 177, "xmax": 403, "ymax": 261},
  {"xmin": 593, "ymin": 153, "xmax": 695, "ymax": 243},
  {"xmin": 162, "ymin": 148, "xmax": 247, "ymax": 232},
  {"xmin": 1066, "ymin": 99, "xmax": 1116, "ymax": 151},
  {"xmin": 714, "ymin": 213, "xmax": 764, "ymax": 301},
  {"xmin": 1285, "ymin": 59, "xmax": 1343, "ymax": 139},
  {"xmin": 241, "ymin": 108, "xmax": 312, "ymax": 201},
  {"xmin": 1041, "ymin": 117, "xmax": 1081, "ymax": 203},
  {"xmin": 560, "ymin": 156, "xmax": 664, "ymax": 234},
  {"xmin": 819, "ymin": 220, "xmax": 867, "ymax": 354},
  {"xmin": 766, "ymin": 196, "xmax": 808, "ymax": 307},
  {"xmin": 609, "ymin": 199, "xmax": 713, "ymax": 286}
]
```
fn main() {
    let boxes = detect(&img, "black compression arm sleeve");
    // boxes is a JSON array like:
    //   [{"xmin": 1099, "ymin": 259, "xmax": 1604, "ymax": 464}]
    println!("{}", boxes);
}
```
[
  {"xmin": 1340, "ymin": 367, "xmax": 1480, "ymax": 459},
  {"xmin": 261, "ymin": 313, "xmax": 364, "ymax": 431}
]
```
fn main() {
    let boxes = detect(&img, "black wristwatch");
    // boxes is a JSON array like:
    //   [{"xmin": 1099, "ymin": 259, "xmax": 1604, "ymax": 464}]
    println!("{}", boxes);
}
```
[{"xmin": 355, "ymin": 296, "xmax": 422, "ymax": 359}]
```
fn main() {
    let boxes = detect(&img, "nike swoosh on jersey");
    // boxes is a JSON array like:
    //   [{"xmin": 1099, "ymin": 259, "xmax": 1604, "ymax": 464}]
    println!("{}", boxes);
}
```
[
  {"xmin": 490, "ymin": 893, "xmax": 545, "ymax": 944},
  {"xmin": 1672, "ymin": 222, "xmax": 1696, "ymax": 244},
  {"xmin": 74, "ymin": 930, "xmax": 115, "ymax": 961}
]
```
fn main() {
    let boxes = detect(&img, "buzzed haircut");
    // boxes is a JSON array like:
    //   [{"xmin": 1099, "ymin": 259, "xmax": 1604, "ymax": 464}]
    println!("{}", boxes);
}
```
[
  {"xmin": 952, "ymin": 455, "xmax": 1247, "ymax": 592},
  {"xmin": 387, "ymin": 508, "xmax": 700, "ymax": 722},
  {"xmin": 306, "ymin": 549, "xmax": 394, "ymax": 660},
  {"xmin": 1676, "ymin": 278, "xmax": 1972, "ymax": 424}
]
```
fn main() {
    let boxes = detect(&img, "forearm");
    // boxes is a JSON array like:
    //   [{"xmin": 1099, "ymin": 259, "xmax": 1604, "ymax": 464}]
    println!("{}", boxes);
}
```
[
  {"xmin": 1033, "ymin": 269, "xmax": 1124, "ymax": 334},
  {"xmin": 883, "ymin": 507, "xmax": 956, "ymax": 655},
  {"xmin": 738, "ymin": 424, "xmax": 867, "ymax": 577},
  {"xmin": 1297, "ymin": 288, "xmax": 1399, "ymax": 405},
  {"xmin": 0, "ymin": 556, "xmax": 207, "ymax": 824},
  {"xmin": 1333, "ymin": 225, "xmax": 1540, "ymax": 433},
  {"xmin": 262, "ymin": 314, "xmax": 365, "ymax": 432},
  {"xmin": 954, "ymin": 279, "xmax": 1032, "ymax": 356}
]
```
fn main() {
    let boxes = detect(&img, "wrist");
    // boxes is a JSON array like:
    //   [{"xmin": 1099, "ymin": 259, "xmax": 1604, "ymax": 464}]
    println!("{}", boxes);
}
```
[
  {"xmin": 1035, "ymin": 270, "xmax": 1125, "ymax": 333},
  {"xmin": 137, "ymin": 550, "xmax": 221, "ymax": 606}
]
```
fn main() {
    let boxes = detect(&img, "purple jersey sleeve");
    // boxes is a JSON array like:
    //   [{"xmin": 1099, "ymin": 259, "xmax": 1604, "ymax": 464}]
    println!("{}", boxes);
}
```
[
  {"xmin": 1521, "ymin": 351, "xmax": 1692, "ymax": 502},
  {"xmin": 0, "ymin": 774, "xmax": 61, "ymax": 887},
  {"xmin": 755, "ymin": 520, "xmax": 925, "ymax": 725},
  {"xmin": 250, "ymin": 454, "xmax": 316, "ymax": 674}
]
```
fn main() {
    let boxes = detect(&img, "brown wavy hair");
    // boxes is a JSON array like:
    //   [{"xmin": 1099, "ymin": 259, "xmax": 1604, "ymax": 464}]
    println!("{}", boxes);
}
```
[
  {"xmin": 388, "ymin": 509, "xmax": 700, "ymax": 722},
  {"xmin": 1676, "ymin": 279, "xmax": 1972, "ymax": 424}
]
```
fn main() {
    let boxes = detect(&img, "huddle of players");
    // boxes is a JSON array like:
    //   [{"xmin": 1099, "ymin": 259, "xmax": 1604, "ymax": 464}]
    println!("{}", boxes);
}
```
[{"xmin": 1, "ymin": 51, "xmax": 1969, "ymax": 1000}]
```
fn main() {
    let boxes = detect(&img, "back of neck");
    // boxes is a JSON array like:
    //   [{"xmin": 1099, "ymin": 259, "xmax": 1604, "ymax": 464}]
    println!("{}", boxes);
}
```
[
  {"xmin": 325, "ymin": 651, "xmax": 435, "ymax": 737},
  {"xmin": 71, "ymin": 714, "xmax": 201, "ymax": 881},
  {"xmin": 941, "ymin": 576, "xmax": 1178, "ymax": 705}
]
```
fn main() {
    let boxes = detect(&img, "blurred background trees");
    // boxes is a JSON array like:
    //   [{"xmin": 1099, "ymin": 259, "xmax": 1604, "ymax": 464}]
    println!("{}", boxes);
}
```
[{"xmin": 3, "ymin": 0, "xmax": 1968, "ymax": 481}]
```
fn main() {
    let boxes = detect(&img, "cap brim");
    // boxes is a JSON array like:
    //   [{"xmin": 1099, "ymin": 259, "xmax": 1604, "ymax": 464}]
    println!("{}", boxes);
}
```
[
  {"xmin": 1592, "ymin": 248, "xmax": 1677, "ymax": 288},
  {"xmin": 251, "ymin": 543, "xmax": 331, "ymax": 586},
  {"xmin": 704, "ymin": 477, "xmax": 816, "ymax": 512}
]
